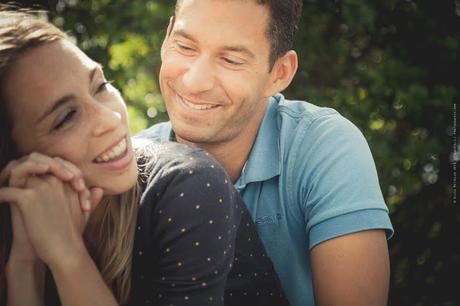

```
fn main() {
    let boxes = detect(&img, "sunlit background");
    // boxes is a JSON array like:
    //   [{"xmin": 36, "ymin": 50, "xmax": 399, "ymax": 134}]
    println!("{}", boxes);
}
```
[{"xmin": 3, "ymin": 0, "xmax": 459, "ymax": 305}]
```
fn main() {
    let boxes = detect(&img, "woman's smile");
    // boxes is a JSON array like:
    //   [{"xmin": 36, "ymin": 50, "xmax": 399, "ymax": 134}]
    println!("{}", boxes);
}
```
[{"xmin": 2, "ymin": 40, "xmax": 138, "ymax": 194}]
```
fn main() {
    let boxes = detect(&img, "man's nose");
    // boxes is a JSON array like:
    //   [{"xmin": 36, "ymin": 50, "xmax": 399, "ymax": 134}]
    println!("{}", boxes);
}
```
[{"xmin": 182, "ymin": 56, "xmax": 215, "ymax": 94}]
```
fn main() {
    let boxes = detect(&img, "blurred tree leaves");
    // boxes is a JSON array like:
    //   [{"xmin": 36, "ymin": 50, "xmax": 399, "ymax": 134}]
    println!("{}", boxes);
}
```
[
  {"xmin": 4, "ymin": 0, "xmax": 460, "ymax": 304},
  {"xmin": 44, "ymin": 0, "xmax": 173, "ymax": 131},
  {"xmin": 288, "ymin": 1, "xmax": 460, "ymax": 305}
]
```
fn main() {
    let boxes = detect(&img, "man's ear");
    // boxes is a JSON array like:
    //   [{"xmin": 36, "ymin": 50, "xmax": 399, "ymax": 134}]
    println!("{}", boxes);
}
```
[
  {"xmin": 166, "ymin": 15, "xmax": 175, "ymax": 37},
  {"xmin": 161, "ymin": 16, "xmax": 175, "ymax": 60},
  {"xmin": 264, "ymin": 50, "xmax": 298, "ymax": 96}
]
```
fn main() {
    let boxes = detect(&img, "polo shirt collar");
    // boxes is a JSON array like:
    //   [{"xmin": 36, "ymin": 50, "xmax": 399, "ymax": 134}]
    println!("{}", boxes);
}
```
[{"xmin": 235, "ymin": 95, "xmax": 281, "ymax": 189}]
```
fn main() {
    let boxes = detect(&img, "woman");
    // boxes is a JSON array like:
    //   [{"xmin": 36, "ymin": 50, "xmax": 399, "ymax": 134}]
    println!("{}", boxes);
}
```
[{"xmin": 0, "ymin": 6, "xmax": 289, "ymax": 306}]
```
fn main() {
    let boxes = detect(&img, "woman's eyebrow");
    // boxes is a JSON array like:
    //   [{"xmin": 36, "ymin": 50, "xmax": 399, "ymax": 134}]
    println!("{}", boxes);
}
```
[
  {"xmin": 90, "ymin": 64, "xmax": 104, "ymax": 81},
  {"xmin": 36, "ymin": 94, "xmax": 74, "ymax": 124},
  {"xmin": 36, "ymin": 65, "xmax": 103, "ymax": 124}
]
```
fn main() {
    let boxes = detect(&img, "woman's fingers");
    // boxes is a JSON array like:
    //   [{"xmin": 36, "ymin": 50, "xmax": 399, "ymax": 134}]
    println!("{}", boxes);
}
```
[
  {"xmin": 53, "ymin": 157, "xmax": 91, "ymax": 212},
  {"xmin": 0, "ymin": 159, "xmax": 49, "ymax": 187},
  {"xmin": 0, "ymin": 153, "xmax": 92, "ymax": 212},
  {"xmin": 81, "ymin": 187, "xmax": 103, "ymax": 223},
  {"xmin": 89, "ymin": 187, "xmax": 104, "ymax": 211},
  {"xmin": 7, "ymin": 175, "xmax": 87, "ymax": 265},
  {"xmin": 82, "ymin": 187, "xmax": 104, "ymax": 227},
  {"xmin": 1, "ymin": 153, "xmax": 74, "ymax": 188},
  {"xmin": 1, "ymin": 154, "xmax": 100, "ymax": 215},
  {"xmin": 52, "ymin": 157, "xmax": 93, "ymax": 213},
  {"xmin": 0, "ymin": 160, "xmax": 19, "ymax": 185},
  {"xmin": 52, "ymin": 157, "xmax": 86, "ymax": 192},
  {"xmin": 26, "ymin": 153, "xmax": 75, "ymax": 181},
  {"xmin": 79, "ymin": 188, "xmax": 91, "ymax": 212},
  {"xmin": 0, "ymin": 186, "xmax": 29, "ymax": 205}
]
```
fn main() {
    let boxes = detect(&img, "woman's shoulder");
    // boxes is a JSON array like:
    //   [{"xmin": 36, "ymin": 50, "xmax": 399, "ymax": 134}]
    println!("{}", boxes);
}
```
[
  {"xmin": 133, "ymin": 138, "xmax": 236, "ymax": 208},
  {"xmin": 134, "ymin": 138, "xmax": 224, "ymax": 182},
  {"xmin": 130, "ymin": 139, "xmax": 241, "ymax": 306}
]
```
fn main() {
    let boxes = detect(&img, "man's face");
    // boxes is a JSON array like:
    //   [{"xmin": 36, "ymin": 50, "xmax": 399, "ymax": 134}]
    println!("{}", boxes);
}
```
[{"xmin": 159, "ymin": 0, "xmax": 275, "ymax": 146}]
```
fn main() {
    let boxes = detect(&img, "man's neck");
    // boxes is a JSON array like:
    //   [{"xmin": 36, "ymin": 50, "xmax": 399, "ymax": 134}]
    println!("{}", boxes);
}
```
[
  {"xmin": 176, "ymin": 104, "xmax": 267, "ymax": 183},
  {"xmin": 177, "ymin": 131, "xmax": 254, "ymax": 183}
]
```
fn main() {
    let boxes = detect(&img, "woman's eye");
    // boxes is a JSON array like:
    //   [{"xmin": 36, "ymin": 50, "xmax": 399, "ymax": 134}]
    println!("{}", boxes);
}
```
[
  {"xmin": 54, "ymin": 110, "xmax": 76, "ymax": 130},
  {"xmin": 96, "ymin": 80, "xmax": 113, "ymax": 93}
]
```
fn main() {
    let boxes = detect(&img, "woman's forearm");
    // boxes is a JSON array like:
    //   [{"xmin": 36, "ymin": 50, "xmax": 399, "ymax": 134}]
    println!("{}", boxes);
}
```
[
  {"xmin": 48, "ymin": 243, "xmax": 119, "ymax": 306},
  {"xmin": 5, "ymin": 257, "xmax": 45, "ymax": 306}
]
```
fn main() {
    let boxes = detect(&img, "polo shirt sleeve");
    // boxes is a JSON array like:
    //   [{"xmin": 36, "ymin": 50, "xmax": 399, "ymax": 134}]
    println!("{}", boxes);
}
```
[
  {"xmin": 290, "ymin": 113, "xmax": 394, "ymax": 250},
  {"xmin": 135, "ymin": 121, "xmax": 173, "ymax": 142}
]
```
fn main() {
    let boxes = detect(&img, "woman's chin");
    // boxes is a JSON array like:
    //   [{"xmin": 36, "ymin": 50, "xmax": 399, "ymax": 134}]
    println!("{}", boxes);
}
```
[{"xmin": 89, "ymin": 167, "xmax": 138, "ymax": 196}]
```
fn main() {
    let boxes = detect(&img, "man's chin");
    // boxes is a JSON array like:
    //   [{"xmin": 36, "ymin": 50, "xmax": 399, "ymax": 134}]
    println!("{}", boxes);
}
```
[{"xmin": 173, "ymin": 129, "xmax": 214, "ymax": 146}]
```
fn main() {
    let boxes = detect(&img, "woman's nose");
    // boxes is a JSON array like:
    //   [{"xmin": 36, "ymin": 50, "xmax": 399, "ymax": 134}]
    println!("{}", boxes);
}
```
[{"xmin": 91, "ymin": 104, "xmax": 122, "ymax": 137}]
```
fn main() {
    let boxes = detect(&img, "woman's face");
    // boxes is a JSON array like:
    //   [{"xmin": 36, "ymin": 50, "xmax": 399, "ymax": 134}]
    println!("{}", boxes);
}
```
[{"xmin": 2, "ymin": 39, "xmax": 138, "ymax": 195}]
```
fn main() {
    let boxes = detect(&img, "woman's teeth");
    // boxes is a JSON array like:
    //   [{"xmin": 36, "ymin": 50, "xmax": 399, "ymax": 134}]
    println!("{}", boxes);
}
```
[{"xmin": 94, "ymin": 138, "xmax": 127, "ymax": 163}]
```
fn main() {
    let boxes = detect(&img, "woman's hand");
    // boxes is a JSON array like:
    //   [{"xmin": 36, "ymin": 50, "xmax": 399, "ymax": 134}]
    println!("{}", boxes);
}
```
[
  {"xmin": 1, "ymin": 154, "xmax": 104, "ymax": 306},
  {"xmin": 0, "ymin": 174, "xmax": 100, "ymax": 268},
  {"xmin": 8, "ymin": 204, "xmax": 38, "ymax": 263},
  {"xmin": 0, "ymin": 152, "xmax": 98, "ymax": 212},
  {"xmin": 0, "ymin": 153, "xmax": 103, "ymax": 264}
]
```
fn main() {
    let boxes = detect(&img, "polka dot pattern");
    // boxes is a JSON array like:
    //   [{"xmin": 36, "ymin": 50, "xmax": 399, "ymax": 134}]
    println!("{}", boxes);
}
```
[
  {"xmin": 44, "ymin": 142, "xmax": 289, "ymax": 306},
  {"xmin": 128, "ymin": 142, "xmax": 243, "ymax": 306},
  {"xmin": 224, "ymin": 192, "xmax": 290, "ymax": 306}
]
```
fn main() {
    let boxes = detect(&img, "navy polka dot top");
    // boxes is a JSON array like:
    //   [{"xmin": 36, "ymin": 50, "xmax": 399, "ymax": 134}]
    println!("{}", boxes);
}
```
[{"xmin": 44, "ymin": 141, "xmax": 289, "ymax": 306}]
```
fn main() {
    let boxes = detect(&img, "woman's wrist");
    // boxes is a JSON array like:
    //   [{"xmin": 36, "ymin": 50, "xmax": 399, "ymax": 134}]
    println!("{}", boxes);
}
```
[
  {"xmin": 6, "ymin": 251, "xmax": 44, "ymax": 273},
  {"xmin": 5, "ymin": 257, "xmax": 46, "ymax": 306},
  {"xmin": 47, "ymin": 239, "xmax": 92, "ymax": 276},
  {"xmin": 8, "ymin": 244, "xmax": 40, "ymax": 263}
]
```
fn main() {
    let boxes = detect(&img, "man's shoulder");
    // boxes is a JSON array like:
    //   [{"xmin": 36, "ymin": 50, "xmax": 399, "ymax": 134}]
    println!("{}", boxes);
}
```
[
  {"xmin": 135, "ymin": 139, "xmax": 218, "ymax": 172},
  {"xmin": 135, "ymin": 121, "xmax": 172, "ymax": 142},
  {"xmin": 274, "ymin": 94, "xmax": 339, "ymax": 123},
  {"xmin": 271, "ymin": 94, "xmax": 361, "ymax": 148}
]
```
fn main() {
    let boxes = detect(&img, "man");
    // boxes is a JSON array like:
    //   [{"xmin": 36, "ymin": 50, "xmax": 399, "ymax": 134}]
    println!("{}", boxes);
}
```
[{"xmin": 138, "ymin": 0, "xmax": 394, "ymax": 305}]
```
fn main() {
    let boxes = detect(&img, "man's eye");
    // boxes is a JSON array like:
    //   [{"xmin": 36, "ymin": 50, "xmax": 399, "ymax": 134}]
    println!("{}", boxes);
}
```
[
  {"xmin": 222, "ymin": 57, "xmax": 244, "ymax": 65},
  {"xmin": 176, "ymin": 42, "xmax": 194, "ymax": 52},
  {"xmin": 54, "ymin": 110, "xmax": 76, "ymax": 130},
  {"xmin": 97, "ymin": 80, "xmax": 113, "ymax": 93}
]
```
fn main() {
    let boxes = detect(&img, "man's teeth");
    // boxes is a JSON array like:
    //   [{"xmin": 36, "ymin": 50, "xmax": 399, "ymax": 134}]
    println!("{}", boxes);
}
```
[
  {"xmin": 95, "ymin": 139, "xmax": 127, "ymax": 163},
  {"xmin": 182, "ymin": 98, "xmax": 216, "ymax": 110}
]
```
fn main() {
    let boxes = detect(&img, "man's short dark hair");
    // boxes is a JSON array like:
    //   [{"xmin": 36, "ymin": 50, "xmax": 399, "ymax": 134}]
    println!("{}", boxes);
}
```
[{"xmin": 174, "ymin": 0, "xmax": 302, "ymax": 70}]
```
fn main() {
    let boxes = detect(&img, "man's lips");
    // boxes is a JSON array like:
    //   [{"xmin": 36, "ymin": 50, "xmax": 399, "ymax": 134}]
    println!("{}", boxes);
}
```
[
  {"xmin": 182, "ymin": 98, "xmax": 217, "ymax": 110},
  {"xmin": 176, "ymin": 93, "xmax": 220, "ymax": 111}
]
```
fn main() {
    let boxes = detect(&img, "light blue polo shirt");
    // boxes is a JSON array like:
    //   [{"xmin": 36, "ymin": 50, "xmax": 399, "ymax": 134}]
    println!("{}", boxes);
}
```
[{"xmin": 137, "ymin": 93, "xmax": 394, "ymax": 306}]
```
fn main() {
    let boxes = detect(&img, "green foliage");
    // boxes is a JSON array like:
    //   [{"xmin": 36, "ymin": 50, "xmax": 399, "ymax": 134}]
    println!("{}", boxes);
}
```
[
  {"xmin": 47, "ymin": 0, "xmax": 173, "ymax": 132},
  {"xmin": 288, "ymin": 1, "xmax": 459, "ymax": 304},
  {"xmin": 15, "ymin": 0, "xmax": 460, "ymax": 304}
]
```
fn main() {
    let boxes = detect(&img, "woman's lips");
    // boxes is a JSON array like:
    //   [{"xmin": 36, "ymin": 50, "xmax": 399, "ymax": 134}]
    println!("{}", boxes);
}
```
[
  {"xmin": 93, "ymin": 137, "xmax": 133, "ymax": 171},
  {"xmin": 94, "ymin": 137, "xmax": 127, "ymax": 163}
]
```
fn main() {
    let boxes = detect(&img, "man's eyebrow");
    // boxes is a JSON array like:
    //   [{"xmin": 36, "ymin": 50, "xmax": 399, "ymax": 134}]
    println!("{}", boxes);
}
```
[
  {"xmin": 173, "ymin": 29, "xmax": 196, "ymax": 42},
  {"xmin": 221, "ymin": 45, "xmax": 255, "ymax": 59},
  {"xmin": 173, "ymin": 30, "xmax": 255, "ymax": 59},
  {"xmin": 36, "ymin": 65, "xmax": 103, "ymax": 124}
]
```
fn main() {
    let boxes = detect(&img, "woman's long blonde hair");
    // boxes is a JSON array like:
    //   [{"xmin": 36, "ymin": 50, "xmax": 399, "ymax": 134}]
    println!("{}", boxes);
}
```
[{"xmin": 0, "ymin": 6, "xmax": 140, "ymax": 305}]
